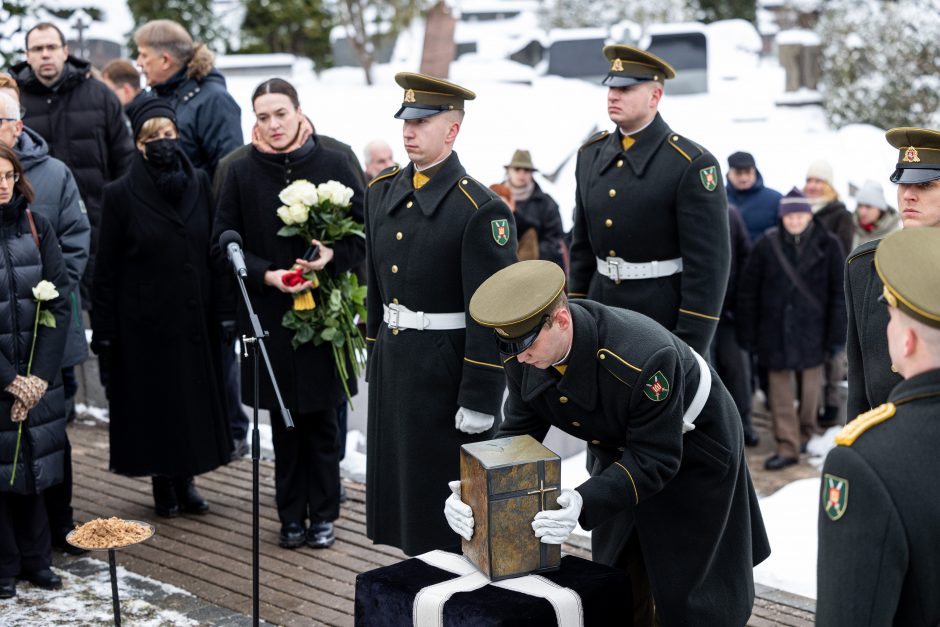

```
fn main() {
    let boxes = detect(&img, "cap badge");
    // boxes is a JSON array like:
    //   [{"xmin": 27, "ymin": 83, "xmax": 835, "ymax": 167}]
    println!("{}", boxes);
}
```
[
  {"xmin": 823, "ymin": 473, "xmax": 849, "ymax": 521},
  {"xmin": 903, "ymin": 146, "xmax": 921, "ymax": 163},
  {"xmin": 611, "ymin": 58, "xmax": 624, "ymax": 72},
  {"xmin": 496, "ymin": 328, "xmax": 510, "ymax": 337},
  {"xmin": 404, "ymin": 89, "xmax": 416, "ymax": 103}
]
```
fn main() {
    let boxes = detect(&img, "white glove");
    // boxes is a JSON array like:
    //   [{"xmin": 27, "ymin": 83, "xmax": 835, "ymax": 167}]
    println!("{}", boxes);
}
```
[
  {"xmin": 444, "ymin": 480, "xmax": 474, "ymax": 541},
  {"xmin": 455, "ymin": 407, "xmax": 494, "ymax": 434},
  {"xmin": 532, "ymin": 488, "xmax": 583, "ymax": 545}
]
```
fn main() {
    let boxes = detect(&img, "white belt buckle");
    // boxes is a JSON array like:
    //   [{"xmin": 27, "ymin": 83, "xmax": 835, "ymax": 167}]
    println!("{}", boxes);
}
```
[
  {"xmin": 606, "ymin": 258, "xmax": 620, "ymax": 282},
  {"xmin": 387, "ymin": 303, "xmax": 401, "ymax": 330}
]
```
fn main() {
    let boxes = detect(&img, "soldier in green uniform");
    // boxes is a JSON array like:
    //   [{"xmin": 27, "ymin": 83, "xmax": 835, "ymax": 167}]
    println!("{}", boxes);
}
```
[
  {"xmin": 846, "ymin": 127, "xmax": 940, "ymax": 419},
  {"xmin": 568, "ymin": 45, "xmax": 730, "ymax": 355},
  {"xmin": 447, "ymin": 260, "xmax": 769, "ymax": 626},
  {"xmin": 364, "ymin": 73, "xmax": 517, "ymax": 555},
  {"xmin": 817, "ymin": 227, "xmax": 940, "ymax": 627}
]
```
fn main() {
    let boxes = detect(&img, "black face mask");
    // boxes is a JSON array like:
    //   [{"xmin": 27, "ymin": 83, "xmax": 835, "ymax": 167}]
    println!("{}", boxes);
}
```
[{"xmin": 144, "ymin": 138, "xmax": 180, "ymax": 168}]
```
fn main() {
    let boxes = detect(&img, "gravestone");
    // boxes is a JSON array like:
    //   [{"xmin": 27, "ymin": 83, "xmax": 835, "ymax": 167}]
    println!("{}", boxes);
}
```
[
  {"xmin": 420, "ymin": 1, "xmax": 456, "ymax": 78},
  {"xmin": 646, "ymin": 31, "xmax": 708, "ymax": 95}
]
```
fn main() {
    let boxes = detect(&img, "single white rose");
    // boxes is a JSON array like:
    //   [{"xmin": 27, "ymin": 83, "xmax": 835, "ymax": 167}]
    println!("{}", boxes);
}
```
[
  {"xmin": 276, "ymin": 205, "xmax": 295, "ymax": 225},
  {"xmin": 32, "ymin": 280, "xmax": 59, "ymax": 302},
  {"xmin": 288, "ymin": 203, "xmax": 309, "ymax": 224},
  {"xmin": 292, "ymin": 180, "xmax": 320, "ymax": 206},
  {"xmin": 317, "ymin": 181, "xmax": 353, "ymax": 207},
  {"xmin": 278, "ymin": 184, "xmax": 302, "ymax": 207}
]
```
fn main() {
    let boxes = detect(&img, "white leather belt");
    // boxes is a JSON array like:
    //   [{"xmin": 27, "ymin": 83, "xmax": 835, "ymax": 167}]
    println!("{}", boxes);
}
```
[
  {"xmin": 595, "ymin": 256, "xmax": 683, "ymax": 281},
  {"xmin": 681, "ymin": 348, "xmax": 711, "ymax": 434},
  {"xmin": 383, "ymin": 303, "xmax": 465, "ymax": 331}
]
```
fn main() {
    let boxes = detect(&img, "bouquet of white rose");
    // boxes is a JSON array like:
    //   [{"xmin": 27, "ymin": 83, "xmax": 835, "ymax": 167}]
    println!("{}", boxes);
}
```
[{"xmin": 276, "ymin": 179, "xmax": 366, "ymax": 400}]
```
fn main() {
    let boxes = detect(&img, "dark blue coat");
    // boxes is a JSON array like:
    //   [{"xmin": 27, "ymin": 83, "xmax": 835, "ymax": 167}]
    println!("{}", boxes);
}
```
[
  {"xmin": 726, "ymin": 170, "xmax": 782, "ymax": 243},
  {"xmin": 152, "ymin": 67, "xmax": 243, "ymax": 179},
  {"xmin": 0, "ymin": 196, "xmax": 70, "ymax": 494}
]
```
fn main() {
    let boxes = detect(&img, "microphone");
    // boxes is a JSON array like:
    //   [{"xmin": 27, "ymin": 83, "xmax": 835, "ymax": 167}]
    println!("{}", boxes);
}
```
[{"xmin": 219, "ymin": 230, "xmax": 248, "ymax": 277}]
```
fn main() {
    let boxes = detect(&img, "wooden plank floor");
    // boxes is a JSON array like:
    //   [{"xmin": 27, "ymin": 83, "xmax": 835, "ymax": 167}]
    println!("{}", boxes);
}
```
[{"xmin": 69, "ymin": 420, "xmax": 814, "ymax": 626}]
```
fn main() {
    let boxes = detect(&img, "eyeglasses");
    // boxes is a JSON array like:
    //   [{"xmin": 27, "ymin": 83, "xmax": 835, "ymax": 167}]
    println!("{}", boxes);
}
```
[
  {"xmin": 0, "ymin": 118, "xmax": 18, "ymax": 125},
  {"xmin": 27, "ymin": 44, "xmax": 63, "ymax": 54},
  {"xmin": 0, "ymin": 172, "xmax": 21, "ymax": 185},
  {"xmin": 494, "ymin": 315, "xmax": 549, "ymax": 356}
]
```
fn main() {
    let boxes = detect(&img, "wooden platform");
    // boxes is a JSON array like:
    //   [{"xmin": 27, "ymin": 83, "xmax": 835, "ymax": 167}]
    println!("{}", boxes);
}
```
[{"xmin": 68, "ymin": 420, "xmax": 814, "ymax": 626}]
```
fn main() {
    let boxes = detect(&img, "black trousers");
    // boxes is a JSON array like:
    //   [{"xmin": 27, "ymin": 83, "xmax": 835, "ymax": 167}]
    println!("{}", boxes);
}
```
[
  {"xmin": 0, "ymin": 492, "xmax": 52, "ymax": 578},
  {"xmin": 711, "ymin": 320, "xmax": 754, "ymax": 436},
  {"xmin": 270, "ymin": 407, "xmax": 340, "ymax": 525},
  {"xmin": 43, "ymin": 434, "xmax": 74, "ymax": 542}
]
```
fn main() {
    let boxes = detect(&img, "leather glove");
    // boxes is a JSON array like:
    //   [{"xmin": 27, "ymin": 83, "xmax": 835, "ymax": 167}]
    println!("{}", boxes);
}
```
[
  {"xmin": 444, "ymin": 480, "xmax": 474, "ymax": 541},
  {"xmin": 455, "ymin": 407, "xmax": 494, "ymax": 434},
  {"xmin": 5, "ymin": 374, "xmax": 48, "ymax": 411},
  {"xmin": 220, "ymin": 320, "xmax": 238, "ymax": 346},
  {"xmin": 532, "ymin": 488, "xmax": 583, "ymax": 545}
]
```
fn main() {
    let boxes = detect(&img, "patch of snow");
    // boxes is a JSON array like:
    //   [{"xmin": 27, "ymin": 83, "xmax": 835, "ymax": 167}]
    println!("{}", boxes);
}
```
[
  {"xmin": 754, "ymin": 477, "xmax": 820, "ymax": 599},
  {"xmin": 341, "ymin": 429, "xmax": 367, "ymax": 483},
  {"xmin": 776, "ymin": 29, "xmax": 821, "ymax": 46},
  {"xmin": 75, "ymin": 402, "xmax": 109, "ymax": 424}
]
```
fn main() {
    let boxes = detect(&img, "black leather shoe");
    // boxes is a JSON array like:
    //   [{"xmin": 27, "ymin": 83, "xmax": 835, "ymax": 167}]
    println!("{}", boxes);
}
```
[
  {"xmin": 21, "ymin": 569, "xmax": 62, "ymax": 590},
  {"xmin": 0, "ymin": 577, "xmax": 14, "ymax": 598},
  {"xmin": 152, "ymin": 476, "xmax": 180, "ymax": 518},
  {"xmin": 764, "ymin": 455, "xmax": 799, "ymax": 471},
  {"xmin": 306, "ymin": 522, "xmax": 335, "ymax": 549},
  {"xmin": 279, "ymin": 522, "xmax": 306, "ymax": 549},
  {"xmin": 800, "ymin": 441, "xmax": 808, "ymax": 454},
  {"xmin": 174, "ymin": 477, "xmax": 209, "ymax": 514},
  {"xmin": 744, "ymin": 431, "xmax": 760, "ymax": 448}
]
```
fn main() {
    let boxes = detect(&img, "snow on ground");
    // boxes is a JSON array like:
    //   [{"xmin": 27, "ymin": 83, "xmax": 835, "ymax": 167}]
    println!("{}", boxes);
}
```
[{"xmin": 753, "ymin": 478, "xmax": 820, "ymax": 599}]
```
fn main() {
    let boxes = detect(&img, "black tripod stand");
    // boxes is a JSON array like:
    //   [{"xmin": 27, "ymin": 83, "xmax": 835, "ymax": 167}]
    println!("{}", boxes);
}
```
[{"xmin": 221, "ymin": 231, "xmax": 294, "ymax": 626}]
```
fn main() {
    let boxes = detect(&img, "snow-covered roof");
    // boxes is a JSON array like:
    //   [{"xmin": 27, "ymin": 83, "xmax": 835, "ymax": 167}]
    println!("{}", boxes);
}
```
[{"xmin": 776, "ymin": 29, "xmax": 822, "ymax": 46}]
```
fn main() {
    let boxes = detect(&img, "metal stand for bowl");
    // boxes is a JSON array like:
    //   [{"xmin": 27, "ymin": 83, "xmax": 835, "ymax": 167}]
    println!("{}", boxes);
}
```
[{"xmin": 67, "ymin": 520, "xmax": 155, "ymax": 626}]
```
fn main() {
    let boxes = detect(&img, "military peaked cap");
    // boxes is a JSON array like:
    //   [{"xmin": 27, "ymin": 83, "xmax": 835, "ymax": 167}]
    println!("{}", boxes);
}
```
[
  {"xmin": 393, "ymin": 72, "xmax": 476, "ymax": 120},
  {"xmin": 875, "ymin": 228, "xmax": 940, "ymax": 329},
  {"xmin": 885, "ymin": 127, "xmax": 940, "ymax": 184},
  {"xmin": 602, "ymin": 44, "xmax": 676, "ymax": 88},
  {"xmin": 470, "ymin": 261, "xmax": 566, "ymax": 354}
]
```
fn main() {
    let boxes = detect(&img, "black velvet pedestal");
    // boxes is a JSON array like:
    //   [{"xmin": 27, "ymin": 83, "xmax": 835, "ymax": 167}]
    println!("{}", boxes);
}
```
[{"xmin": 355, "ymin": 552, "xmax": 631, "ymax": 626}]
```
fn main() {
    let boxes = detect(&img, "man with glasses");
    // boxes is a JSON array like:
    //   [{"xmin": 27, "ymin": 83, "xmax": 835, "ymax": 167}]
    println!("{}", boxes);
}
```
[
  {"xmin": 9, "ymin": 23, "xmax": 133, "ymax": 556},
  {"xmin": 448, "ymin": 260, "xmax": 769, "ymax": 626}
]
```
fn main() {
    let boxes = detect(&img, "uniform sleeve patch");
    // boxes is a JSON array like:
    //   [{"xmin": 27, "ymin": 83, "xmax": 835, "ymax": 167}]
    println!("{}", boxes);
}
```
[
  {"xmin": 491, "ymin": 219, "xmax": 510, "ymax": 246},
  {"xmin": 699, "ymin": 166, "xmax": 718, "ymax": 191},
  {"xmin": 823, "ymin": 473, "xmax": 849, "ymax": 520},
  {"xmin": 643, "ymin": 371, "xmax": 670, "ymax": 401}
]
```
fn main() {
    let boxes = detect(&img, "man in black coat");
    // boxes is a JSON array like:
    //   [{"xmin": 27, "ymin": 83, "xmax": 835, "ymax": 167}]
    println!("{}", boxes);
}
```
[
  {"xmin": 568, "ymin": 45, "xmax": 729, "ymax": 356},
  {"xmin": 449, "ymin": 260, "xmax": 769, "ymax": 626},
  {"xmin": 503, "ymin": 149, "xmax": 565, "ymax": 268},
  {"xmin": 364, "ymin": 73, "xmax": 517, "ymax": 556},
  {"xmin": 10, "ymin": 22, "xmax": 135, "ymax": 553},
  {"xmin": 846, "ymin": 127, "xmax": 940, "ymax": 420},
  {"xmin": 817, "ymin": 227, "xmax": 940, "ymax": 627}
]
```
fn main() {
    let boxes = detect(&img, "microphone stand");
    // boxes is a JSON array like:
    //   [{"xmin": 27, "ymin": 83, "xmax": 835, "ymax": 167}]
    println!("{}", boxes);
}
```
[{"xmin": 230, "ymin": 265, "xmax": 294, "ymax": 627}]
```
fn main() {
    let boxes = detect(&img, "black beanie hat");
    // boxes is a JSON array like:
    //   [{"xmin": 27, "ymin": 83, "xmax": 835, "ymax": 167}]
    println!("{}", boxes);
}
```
[{"xmin": 131, "ymin": 98, "xmax": 177, "ymax": 139}]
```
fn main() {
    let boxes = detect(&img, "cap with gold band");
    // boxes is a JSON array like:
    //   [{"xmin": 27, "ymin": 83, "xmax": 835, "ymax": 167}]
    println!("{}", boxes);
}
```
[
  {"xmin": 885, "ymin": 127, "xmax": 940, "ymax": 184},
  {"xmin": 602, "ymin": 44, "xmax": 676, "ymax": 88},
  {"xmin": 470, "ymin": 260, "xmax": 567, "ymax": 354},
  {"xmin": 874, "ymin": 228, "xmax": 940, "ymax": 329},
  {"xmin": 393, "ymin": 72, "xmax": 476, "ymax": 120}
]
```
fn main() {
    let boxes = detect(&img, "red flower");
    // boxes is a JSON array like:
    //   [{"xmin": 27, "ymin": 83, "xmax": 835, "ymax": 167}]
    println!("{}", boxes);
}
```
[{"xmin": 281, "ymin": 270, "xmax": 305, "ymax": 287}]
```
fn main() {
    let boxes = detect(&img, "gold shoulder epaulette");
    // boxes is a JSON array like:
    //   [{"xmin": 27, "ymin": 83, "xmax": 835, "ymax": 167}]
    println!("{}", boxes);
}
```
[
  {"xmin": 368, "ymin": 165, "xmax": 400, "ymax": 188},
  {"xmin": 457, "ymin": 175, "xmax": 492, "ymax": 210},
  {"xmin": 596, "ymin": 348, "xmax": 642, "ymax": 386},
  {"xmin": 667, "ymin": 134, "xmax": 704, "ymax": 163},
  {"xmin": 835, "ymin": 402, "xmax": 896, "ymax": 446},
  {"xmin": 580, "ymin": 130, "xmax": 609, "ymax": 151}
]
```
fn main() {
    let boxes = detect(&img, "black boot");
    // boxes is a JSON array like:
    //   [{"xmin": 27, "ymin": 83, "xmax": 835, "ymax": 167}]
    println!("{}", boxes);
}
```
[
  {"xmin": 152, "ymin": 476, "xmax": 180, "ymax": 518},
  {"xmin": 173, "ymin": 477, "xmax": 209, "ymax": 515}
]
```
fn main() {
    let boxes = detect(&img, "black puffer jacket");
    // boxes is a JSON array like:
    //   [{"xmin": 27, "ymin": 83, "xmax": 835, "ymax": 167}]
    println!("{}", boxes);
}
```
[
  {"xmin": 514, "ymin": 181, "xmax": 565, "ymax": 268},
  {"xmin": 11, "ymin": 56, "xmax": 135, "ymax": 306},
  {"xmin": 0, "ymin": 195, "xmax": 70, "ymax": 494},
  {"xmin": 737, "ymin": 221, "xmax": 846, "ymax": 371}
]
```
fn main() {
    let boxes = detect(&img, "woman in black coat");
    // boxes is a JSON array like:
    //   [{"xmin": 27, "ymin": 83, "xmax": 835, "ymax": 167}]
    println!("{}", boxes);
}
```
[
  {"xmin": 213, "ymin": 79, "xmax": 365, "ymax": 550},
  {"xmin": 0, "ymin": 144, "xmax": 70, "ymax": 598},
  {"xmin": 738, "ymin": 189, "xmax": 846, "ymax": 471},
  {"xmin": 91, "ymin": 100, "xmax": 231, "ymax": 517}
]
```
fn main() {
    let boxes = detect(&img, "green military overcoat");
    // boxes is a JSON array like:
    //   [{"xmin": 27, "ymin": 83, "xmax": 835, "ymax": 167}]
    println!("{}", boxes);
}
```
[
  {"xmin": 817, "ymin": 369, "xmax": 940, "ymax": 626},
  {"xmin": 364, "ymin": 152, "xmax": 517, "ymax": 555},
  {"xmin": 845, "ymin": 240, "xmax": 902, "ymax": 419},
  {"xmin": 568, "ymin": 113, "xmax": 730, "ymax": 354},
  {"xmin": 497, "ymin": 300, "xmax": 770, "ymax": 626}
]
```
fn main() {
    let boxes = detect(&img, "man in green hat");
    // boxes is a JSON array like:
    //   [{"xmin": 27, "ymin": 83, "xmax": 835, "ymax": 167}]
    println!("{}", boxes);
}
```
[
  {"xmin": 502, "ymin": 149, "xmax": 565, "ymax": 268},
  {"xmin": 845, "ymin": 127, "xmax": 940, "ymax": 421},
  {"xmin": 567, "ymin": 44, "xmax": 730, "ymax": 355},
  {"xmin": 363, "ymin": 72, "xmax": 517, "ymax": 556},
  {"xmin": 446, "ymin": 260, "xmax": 770, "ymax": 626},
  {"xmin": 818, "ymin": 227, "xmax": 940, "ymax": 626}
]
